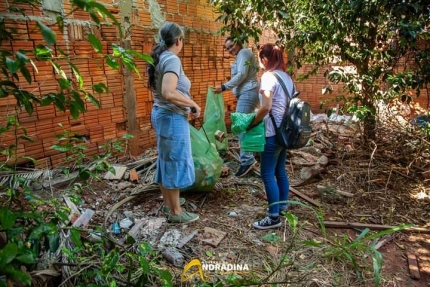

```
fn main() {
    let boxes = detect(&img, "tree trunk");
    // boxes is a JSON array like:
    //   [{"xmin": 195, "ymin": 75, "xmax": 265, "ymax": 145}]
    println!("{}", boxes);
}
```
[{"xmin": 362, "ymin": 83, "xmax": 377, "ymax": 140}]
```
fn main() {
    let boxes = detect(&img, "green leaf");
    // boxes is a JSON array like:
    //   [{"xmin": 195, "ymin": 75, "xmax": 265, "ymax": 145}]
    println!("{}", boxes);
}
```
[
  {"xmin": 51, "ymin": 144, "xmax": 71, "ymax": 152},
  {"xmin": 155, "ymin": 268, "xmax": 173, "ymax": 287},
  {"xmin": 0, "ymin": 80, "xmax": 18, "ymax": 89},
  {"xmin": 71, "ymin": 92, "xmax": 86, "ymax": 112},
  {"xmin": 68, "ymin": 62, "xmax": 83, "ymax": 89},
  {"xmin": 78, "ymin": 170, "xmax": 91, "ymax": 180},
  {"xmin": 85, "ymin": 92, "xmax": 101, "ymax": 108},
  {"xmin": 138, "ymin": 256, "xmax": 150, "ymax": 273},
  {"xmin": 101, "ymin": 250, "xmax": 119, "ymax": 275},
  {"xmin": 127, "ymin": 50, "xmax": 153, "ymax": 64},
  {"xmin": 34, "ymin": 44, "xmax": 52, "ymax": 60},
  {"xmin": 36, "ymin": 21, "xmax": 57, "ymax": 46},
  {"xmin": 0, "ymin": 207, "xmax": 16, "ymax": 229},
  {"xmin": 21, "ymin": 156, "xmax": 36, "ymax": 163},
  {"xmin": 70, "ymin": 228, "xmax": 83, "ymax": 248},
  {"xmin": 29, "ymin": 223, "xmax": 57, "ymax": 240},
  {"xmin": 122, "ymin": 134, "xmax": 134, "ymax": 139},
  {"xmin": 58, "ymin": 78, "xmax": 71, "ymax": 90},
  {"xmin": 51, "ymin": 61, "xmax": 67, "ymax": 79},
  {"xmin": 88, "ymin": 34, "xmax": 103, "ymax": 53},
  {"xmin": 3, "ymin": 264, "xmax": 31, "ymax": 285},
  {"xmin": 301, "ymin": 240, "xmax": 322, "ymax": 247},
  {"xmin": 92, "ymin": 83, "xmax": 109, "ymax": 94},
  {"xmin": 20, "ymin": 66, "xmax": 32, "ymax": 84},
  {"xmin": 16, "ymin": 253, "xmax": 35, "ymax": 264},
  {"xmin": 55, "ymin": 210, "xmax": 70, "ymax": 222},
  {"xmin": 69, "ymin": 102, "xmax": 80, "ymax": 119},
  {"xmin": 48, "ymin": 233, "xmax": 60, "ymax": 252},
  {"xmin": 40, "ymin": 96, "xmax": 53, "ymax": 106},
  {"xmin": 19, "ymin": 135, "xmax": 35, "ymax": 142},
  {"xmin": 106, "ymin": 56, "xmax": 119, "ymax": 70},
  {"xmin": 125, "ymin": 234, "xmax": 136, "ymax": 245},
  {"xmin": 6, "ymin": 57, "xmax": 19, "ymax": 74},
  {"xmin": 56, "ymin": 15, "xmax": 64, "ymax": 33},
  {"xmin": 89, "ymin": 2, "xmax": 121, "ymax": 37},
  {"xmin": 0, "ymin": 242, "xmax": 18, "ymax": 267}
]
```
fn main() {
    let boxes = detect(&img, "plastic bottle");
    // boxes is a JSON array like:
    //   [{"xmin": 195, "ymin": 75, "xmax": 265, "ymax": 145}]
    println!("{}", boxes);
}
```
[{"xmin": 72, "ymin": 209, "xmax": 95, "ymax": 228}]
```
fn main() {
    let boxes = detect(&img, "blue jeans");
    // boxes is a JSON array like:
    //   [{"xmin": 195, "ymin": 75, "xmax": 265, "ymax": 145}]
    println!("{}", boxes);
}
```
[
  {"xmin": 236, "ymin": 87, "xmax": 260, "ymax": 165},
  {"xmin": 260, "ymin": 136, "xmax": 290, "ymax": 217}
]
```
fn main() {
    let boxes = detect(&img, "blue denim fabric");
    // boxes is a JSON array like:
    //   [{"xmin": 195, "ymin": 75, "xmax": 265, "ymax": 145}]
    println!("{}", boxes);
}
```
[
  {"xmin": 260, "ymin": 136, "xmax": 290, "ymax": 217},
  {"xmin": 151, "ymin": 107, "xmax": 195, "ymax": 189},
  {"xmin": 236, "ymin": 87, "xmax": 260, "ymax": 165}
]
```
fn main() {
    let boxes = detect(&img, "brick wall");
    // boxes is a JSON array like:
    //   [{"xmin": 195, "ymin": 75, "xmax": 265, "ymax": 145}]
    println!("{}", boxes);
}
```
[{"xmin": 0, "ymin": 0, "xmax": 427, "ymax": 168}]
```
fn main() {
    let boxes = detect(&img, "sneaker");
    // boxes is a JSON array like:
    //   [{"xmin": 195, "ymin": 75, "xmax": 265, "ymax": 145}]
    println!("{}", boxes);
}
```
[
  {"xmin": 162, "ymin": 197, "xmax": 186, "ymax": 214},
  {"xmin": 252, "ymin": 216, "xmax": 281, "ymax": 230},
  {"xmin": 168, "ymin": 210, "xmax": 199, "ymax": 223},
  {"xmin": 235, "ymin": 163, "xmax": 256, "ymax": 177}
]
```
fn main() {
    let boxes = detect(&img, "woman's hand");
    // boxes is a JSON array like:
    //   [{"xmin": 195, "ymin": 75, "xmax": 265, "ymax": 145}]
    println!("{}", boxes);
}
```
[{"xmin": 190, "ymin": 105, "xmax": 201, "ymax": 118}]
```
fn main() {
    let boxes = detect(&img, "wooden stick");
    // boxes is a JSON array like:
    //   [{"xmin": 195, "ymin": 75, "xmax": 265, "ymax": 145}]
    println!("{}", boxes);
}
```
[
  {"xmin": 323, "ymin": 221, "xmax": 430, "ymax": 234},
  {"xmin": 290, "ymin": 187, "xmax": 321, "ymax": 208}
]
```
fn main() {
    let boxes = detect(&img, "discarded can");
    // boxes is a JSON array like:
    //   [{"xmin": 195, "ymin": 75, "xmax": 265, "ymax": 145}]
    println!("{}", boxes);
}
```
[
  {"xmin": 214, "ymin": 130, "xmax": 225, "ymax": 142},
  {"xmin": 112, "ymin": 222, "xmax": 121, "ymax": 235}
]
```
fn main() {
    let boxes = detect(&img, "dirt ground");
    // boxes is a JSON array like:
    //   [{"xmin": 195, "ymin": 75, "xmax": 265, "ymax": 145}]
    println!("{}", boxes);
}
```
[
  {"xmin": 27, "ymin": 106, "xmax": 430, "ymax": 286},
  {"xmin": 71, "ymin": 141, "xmax": 430, "ymax": 287}
]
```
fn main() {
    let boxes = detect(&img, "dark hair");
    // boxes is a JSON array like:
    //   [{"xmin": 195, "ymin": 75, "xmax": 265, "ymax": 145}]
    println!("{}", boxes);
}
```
[
  {"xmin": 147, "ymin": 22, "xmax": 184, "ymax": 89},
  {"xmin": 258, "ymin": 43, "xmax": 285, "ymax": 71},
  {"xmin": 225, "ymin": 37, "xmax": 243, "ymax": 47}
]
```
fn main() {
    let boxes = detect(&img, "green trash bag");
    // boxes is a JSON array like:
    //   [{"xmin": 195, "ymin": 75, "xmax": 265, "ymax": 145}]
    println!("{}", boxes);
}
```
[
  {"xmin": 181, "ymin": 124, "xmax": 223, "ymax": 192},
  {"xmin": 231, "ymin": 112, "xmax": 266, "ymax": 152},
  {"xmin": 203, "ymin": 88, "xmax": 228, "ymax": 153}
]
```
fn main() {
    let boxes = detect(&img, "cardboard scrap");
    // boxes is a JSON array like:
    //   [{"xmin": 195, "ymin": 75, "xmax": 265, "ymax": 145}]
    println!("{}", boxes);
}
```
[{"xmin": 201, "ymin": 227, "xmax": 226, "ymax": 247}]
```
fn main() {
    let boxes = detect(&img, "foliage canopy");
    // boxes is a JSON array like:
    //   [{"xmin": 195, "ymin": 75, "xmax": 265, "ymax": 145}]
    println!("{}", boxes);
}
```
[{"xmin": 211, "ymin": 0, "xmax": 430, "ymax": 137}]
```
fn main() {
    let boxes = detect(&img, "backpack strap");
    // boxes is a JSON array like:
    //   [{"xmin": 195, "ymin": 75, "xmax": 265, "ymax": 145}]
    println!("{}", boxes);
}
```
[{"xmin": 269, "ymin": 72, "xmax": 294, "ymax": 128}]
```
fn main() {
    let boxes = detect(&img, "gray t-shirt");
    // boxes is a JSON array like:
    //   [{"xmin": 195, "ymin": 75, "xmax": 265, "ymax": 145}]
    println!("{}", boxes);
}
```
[
  {"xmin": 260, "ymin": 70, "xmax": 295, "ymax": 137},
  {"xmin": 224, "ymin": 48, "xmax": 259, "ymax": 96},
  {"xmin": 153, "ymin": 51, "xmax": 191, "ymax": 115}
]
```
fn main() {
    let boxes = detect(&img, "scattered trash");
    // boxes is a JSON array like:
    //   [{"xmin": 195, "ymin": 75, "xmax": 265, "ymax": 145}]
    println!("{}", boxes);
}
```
[
  {"xmin": 158, "ymin": 229, "xmax": 181, "ymax": 250},
  {"xmin": 162, "ymin": 247, "xmax": 184, "ymax": 267},
  {"xmin": 111, "ymin": 222, "xmax": 121, "ymax": 235},
  {"xmin": 228, "ymin": 211, "xmax": 239, "ymax": 217},
  {"xmin": 119, "ymin": 218, "xmax": 133, "ymax": 229},
  {"xmin": 72, "ymin": 209, "xmax": 95, "ymax": 228}
]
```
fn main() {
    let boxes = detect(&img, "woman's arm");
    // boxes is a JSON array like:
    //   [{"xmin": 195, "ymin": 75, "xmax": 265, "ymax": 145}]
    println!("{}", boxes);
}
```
[
  {"xmin": 162, "ymin": 72, "xmax": 201, "ymax": 117},
  {"xmin": 247, "ymin": 89, "xmax": 272, "ymax": 129}
]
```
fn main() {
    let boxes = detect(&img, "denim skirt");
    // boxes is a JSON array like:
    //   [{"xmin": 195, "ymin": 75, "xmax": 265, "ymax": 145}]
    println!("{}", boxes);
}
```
[{"xmin": 151, "ymin": 106, "xmax": 195, "ymax": 189}]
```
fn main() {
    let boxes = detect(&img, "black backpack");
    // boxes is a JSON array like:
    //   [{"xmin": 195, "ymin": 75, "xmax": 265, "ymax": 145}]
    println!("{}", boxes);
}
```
[{"xmin": 269, "ymin": 72, "xmax": 312, "ymax": 149}]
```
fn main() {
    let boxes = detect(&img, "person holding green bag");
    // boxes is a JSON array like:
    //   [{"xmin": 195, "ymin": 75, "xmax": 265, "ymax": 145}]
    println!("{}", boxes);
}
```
[
  {"xmin": 213, "ymin": 37, "xmax": 260, "ymax": 177},
  {"xmin": 247, "ymin": 43, "xmax": 295, "ymax": 230}
]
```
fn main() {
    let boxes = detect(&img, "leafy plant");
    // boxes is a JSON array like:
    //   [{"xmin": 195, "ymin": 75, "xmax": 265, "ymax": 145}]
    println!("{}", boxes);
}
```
[
  {"xmin": 303, "ymin": 217, "xmax": 412, "ymax": 286},
  {"xmin": 0, "ymin": 0, "xmax": 152, "ymax": 285},
  {"xmin": 0, "ymin": 196, "xmax": 69, "ymax": 287},
  {"xmin": 210, "ymin": 0, "xmax": 430, "ymax": 139},
  {"xmin": 51, "ymin": 124, "xmax": 134, "ymax": 183}
]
